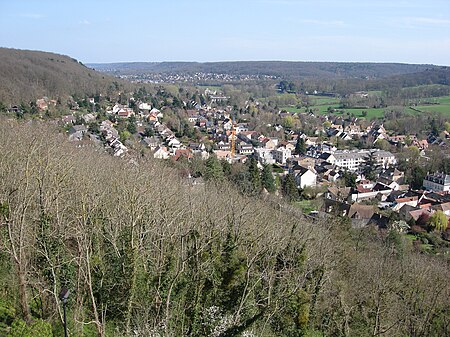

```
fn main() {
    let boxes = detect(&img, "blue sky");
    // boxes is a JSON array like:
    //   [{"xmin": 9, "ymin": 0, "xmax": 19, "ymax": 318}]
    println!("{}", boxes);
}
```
[{"xmin": 1, "ymin": 0, "xmax": 449, "ymax": 65}]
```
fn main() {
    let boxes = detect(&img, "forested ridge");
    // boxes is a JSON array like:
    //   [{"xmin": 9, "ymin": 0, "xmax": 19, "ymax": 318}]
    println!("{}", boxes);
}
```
[
  {"xmin": 88, "ymin": 61, "xmax": 437, "ymax": 79},
  {"xmin": 0, "ymin": 48, "xmax": 132, "ymax": 104},
  {"xmin": 0, "ymin": 120, "xmax": 448, "ymax": 336}
]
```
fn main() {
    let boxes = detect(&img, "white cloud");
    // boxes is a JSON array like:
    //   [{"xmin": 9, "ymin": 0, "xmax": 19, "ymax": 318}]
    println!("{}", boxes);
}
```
[
  {"xmin": 79, "ymin": 19, "xmax": 91, "ymax": 25},
  {"xmin": 404, "ymin": 17, "xmax": 450, "ymax": 25},
  {"xmin": 18, "ymin": 13, "xmax": 44, "ymax": 19},
  {"xmin": 300, "ymin": 19, "xmax": 345, "ymax": 26},
  {"xmin": 391, "ymin": 16, "xmax": 450, "ymax": 29}
]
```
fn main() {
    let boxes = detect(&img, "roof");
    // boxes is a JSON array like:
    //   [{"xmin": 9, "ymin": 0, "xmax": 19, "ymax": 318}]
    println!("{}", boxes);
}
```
[
  {"xmin": 70, "ymin": 125, "xmax": 87, "ymax": 133},
  {"xmin": 293, "ymin": 165, "xmax": 313, "ymax": 176},
  {"xmin": 433, "ymin": 202, "xmax": 450, "ymax": 212},
  {"xmin": 348, "ymin": 204, "xmax": 375, "ymax": 219},
  {"xmin": 327, "ymin": 187, "xmax": 351, "ymax": 197},
  {"xmin": 409, "ymin": 208, "xmax": 434, "ymax": 221},
  {"xmin": 172, "ymin": 149, "xmax": 193, "ymax": 161},
  {"xmin": 395, "ymin": 196, "xmax": 418, "ymax": 203},
  {"xmin": 424, "ymin": 172, "xmax": 450, "ymax": 185},
  {"xmin": 357, "ymin": 185, "xmax": 372, "ymax": 193}
]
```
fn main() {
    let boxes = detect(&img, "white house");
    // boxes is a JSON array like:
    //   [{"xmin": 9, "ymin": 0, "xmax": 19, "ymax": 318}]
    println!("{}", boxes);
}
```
[
  {"xmin": 423, "ymin": 172, "xmax": 450, "ymax": 192},
  {"xmin": 255, "ymin": 148, "xmax": 275, "ymax": 165},
  {"xmin": 154, "ymin": 146, "xmax": 170, "ymax": 160},
  {"xmin": 139, "ymin": 102, "xmax": 152, "ymax": 112},
  {"xmin": 294, "ymin": 166, "xmax": 317, "ymax": 189},
  {"xmin": 273, "ymin": 146, "xmax": 291, "ymax": 165}
]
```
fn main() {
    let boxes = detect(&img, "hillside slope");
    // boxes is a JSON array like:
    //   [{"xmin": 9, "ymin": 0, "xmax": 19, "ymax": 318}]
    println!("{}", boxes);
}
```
[
  {"xmin": 0, "ymin": 48, "xmax": 130, "ymax": 104},
  {"xmin": 0, "ymin": 119, "xmax": 448, "ymax": 336}
]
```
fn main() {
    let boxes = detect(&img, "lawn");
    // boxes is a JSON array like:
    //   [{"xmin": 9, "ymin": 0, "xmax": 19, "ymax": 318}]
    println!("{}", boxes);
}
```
[{"xmin": 308, "ymin": 96, "xmax": 340, "ymax": 106}]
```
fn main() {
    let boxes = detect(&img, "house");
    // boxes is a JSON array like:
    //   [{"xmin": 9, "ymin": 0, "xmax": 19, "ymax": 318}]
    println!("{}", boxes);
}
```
[
  {"xmin": 259, "ymin": 137, "xmax": 278, "ymax": 150},
  {"xmin": 423, "ymin": 172, "xmax": 450, "ymax": 192},
  {"xmin": 214, "ymin": 150, "xmax": 233, "ymax": 162},
  {"xmin": 168, "ymin": 138, "xmax": 182, "ymax": 150},
  {"xmin": 346, "ymin": 204, "xmax": 376, "ymax": 228},
  {"xmin": 279, "ymin": 141, "xmax": 295, "ymax": 152},
  {"xmin": 172, "ymin": 149, "xmax": 193, "ymax": 161},
  {"xmin": 324, "ymin": 150, "xmax": 396, "ymax": 172},
  {"xmin": 432, "ymin": 202, "xmax": 450, "ymax": 216},
  {"xmin": 150, "ymin": 108, "xmax": 163, "ymax": 118},
  {"xmin": 216, "ymin": 141, "xmax": 231, "ymax": 151},
  {"xmin": 255, "ymin": 148, "xmax": 275, "ymax": 165},
  {"xmin": 112, "ymin": 104, "xmax": 125, "ymax": 114},
  {"xmin": 323, "ymin": 169, "xmax": 340, "ymax": 182},
  {"xmin": 188, "ymin": 142, "xmax": 206, "ymax": 152},
  {"xmin": 117, "ymin": 107, "xmax": 134, "ymax": 118},
  {"xmin": 393, "ymin": 196, "xmax": 419, "ymax": 211},
  {"xmin": 141, "ymin": 136, "xmax": 160, "ymax": 150},
  {"xmin": 236, "ymin": 123, "xmax": 249, "ymax": 133},
  {"xmin": 138, "ymin": 102, "xmax": 152, "ymax": 113},
  {"xmin": 414, "ymin": 139, "xmax": 429, "ymax": 150},
  {"xmin": 293, "ymin": 166, "xmax": 317, "ymax": 189},
  {"xmin": 380, "ymin": 168, "xmax": 404, "ymax": 183},
  {"xmin": 273, "ymin": 146, "xmax": 291, "ymax": 165},
  {"xmin": 237, "ymin": 142, "xmax": 254, "ymax": 155},
  {"xmin": 323, "ymin": 199, "xmax": 376, "ymax": 228},
  {"xmin": 68, "ymin": 125, "xmax": 87, "ymax": 141},
  {"xmin": 325, "ymin": 187, "xmax": 352, "ymax": 202},
  {"xmin": 109, "ymin": 138, "xmax": 128, "ymax": 157},
  {"xmin": 153, "ymin": 146, "xmax": 170, "ymax": 159}
]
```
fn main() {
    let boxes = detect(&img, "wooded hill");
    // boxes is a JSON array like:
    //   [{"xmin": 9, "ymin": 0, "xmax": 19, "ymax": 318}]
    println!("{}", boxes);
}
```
[
  {"xmin": 0, "ymin": 48, "xmax": 132, "ymax": 104},
  {"xmin": 88, "ymin": 60, "xmax": 438, "ymax": 79},
  {"xmin": 0, "ymin": 120, "xmax": 448, "ymax": 336}
]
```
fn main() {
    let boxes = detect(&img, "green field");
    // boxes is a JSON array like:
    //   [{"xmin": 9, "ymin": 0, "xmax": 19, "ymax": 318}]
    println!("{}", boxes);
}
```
[
  {"xmin": 308, "ymin": 96, "xmax": 340, "ymax": 105},
  {"xmin": 410, "ymin": 95, "xmax": 450, "ymax": 117},
  {"xmin": 413, "ymin": 105, "xmax": 450, "ymax": 115},
  {"xmin": 282, "ymin": 94, "xmax": 450, "ymax": 119}
]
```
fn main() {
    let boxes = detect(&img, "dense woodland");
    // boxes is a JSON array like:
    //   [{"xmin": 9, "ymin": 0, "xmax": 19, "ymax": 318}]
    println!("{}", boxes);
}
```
[
  {"xmin": 0, "ymin": 120, "xmax": 449, "ymax": 337},
  {"xmin": 0, "ymin": 48, "xmax": 132, "ymax": 104}
]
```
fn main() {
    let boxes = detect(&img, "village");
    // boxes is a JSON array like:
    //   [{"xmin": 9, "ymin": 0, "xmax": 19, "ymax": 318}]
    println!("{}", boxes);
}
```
[{"xmin": 21, "ymin": 89, "xmax": 450, "ymax": 238}]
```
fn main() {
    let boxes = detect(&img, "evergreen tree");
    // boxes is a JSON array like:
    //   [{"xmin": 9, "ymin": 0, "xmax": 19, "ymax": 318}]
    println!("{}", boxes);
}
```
[
  {"xmin": 127, "ymin": 116, "xmax": 137, "ymax": 134},
  {"xmin": 221, "ymin": 159, "xmax": 232, "ymax": 177},
  {"xmin": 261, "ymin": 164, "xmax": 276, "ymax": 193},
  {"xmin": 204, "ymin": 155, "xmax": 224, "ymax": 181},
  {"xmin": 342, "ymin": 171, "xmax": 357, "ymax": 188},
  {"xmin": 294, "ymin": 137, "xmax": 306, "ymax": 155},
  {"xmin": 283, "ymin": 173, "xmax": 299, "ymax": 201},
  {"xmin": 248, "ymin": 157, "xmax": 262, "ymax": 193},
  {"xmin": 362, "ymin": 152, "xmax": 380, "ymax": 181}
]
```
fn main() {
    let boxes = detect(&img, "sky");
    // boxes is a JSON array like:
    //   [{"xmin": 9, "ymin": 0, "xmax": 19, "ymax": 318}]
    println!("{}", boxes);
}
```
[{"xmin": 1, "ymin": 0, "xmax": 449, "ymax": 65}]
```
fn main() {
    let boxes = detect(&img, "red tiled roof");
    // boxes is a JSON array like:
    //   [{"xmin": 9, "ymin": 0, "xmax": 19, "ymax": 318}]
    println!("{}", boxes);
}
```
[{"xmin": 395, "ymin": 196, "xmax": 418, "ymax": 203}]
